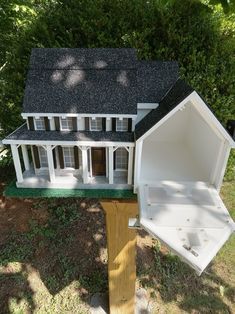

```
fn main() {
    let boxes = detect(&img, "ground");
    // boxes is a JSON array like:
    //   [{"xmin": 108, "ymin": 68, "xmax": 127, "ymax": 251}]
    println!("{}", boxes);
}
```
[{"xmin": 0, "ymin": 168, "xmax": 234, "ymax": 313}]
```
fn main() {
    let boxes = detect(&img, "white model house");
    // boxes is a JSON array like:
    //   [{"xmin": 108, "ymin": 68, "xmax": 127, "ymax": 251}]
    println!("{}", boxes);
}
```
[{"xmin": 3, "ymin": 48, "xmax": 235, "ymax": 274}]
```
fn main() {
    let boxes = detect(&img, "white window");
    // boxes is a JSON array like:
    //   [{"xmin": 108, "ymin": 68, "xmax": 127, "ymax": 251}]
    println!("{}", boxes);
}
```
[
  {"xmin": 38, "ymin": 146, "xmax": 48, "ymax": 167},
  {"xmin": 115, "ymin": 148, "xmax": 128, "ymax": 170},
  {"xmin": 90, "ymin": 118, "xmax": 103, "ymax": 131},
  {"xmin": 116, "ymin": 118, "xmax": 128, "ymax": 132},
  {"xmin": 35, "ymin": 118, "xmax": 45, "ymax": 130},
  {"xmin": 60, "ymin": 117, "xmax": 73, "ymax": 130},
  {"xmin": 63, "ymin": 147, "xmax": 75, "ymax": 168}
]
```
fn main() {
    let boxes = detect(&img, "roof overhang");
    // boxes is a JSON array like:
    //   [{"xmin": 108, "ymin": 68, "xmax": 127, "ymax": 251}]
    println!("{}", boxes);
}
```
[
  {"xmin": 2, "ymin": 124, "xmax": 135, "ymax": 147},
  {"xmin": 3, "ymin": 139, "xmax": 135, "ymax": 147}
]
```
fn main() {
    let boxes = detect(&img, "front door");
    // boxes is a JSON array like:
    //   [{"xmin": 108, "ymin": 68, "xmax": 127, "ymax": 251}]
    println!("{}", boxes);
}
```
[{"xmin": 91, "ymin": 147, "xmax": 106, "ymax": 176}]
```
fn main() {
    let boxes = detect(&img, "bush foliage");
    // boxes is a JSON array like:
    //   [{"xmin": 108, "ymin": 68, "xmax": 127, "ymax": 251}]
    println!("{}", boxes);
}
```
[{"xmin": 0, "ymin": 0, "xmax": 234, "ymax": 179}]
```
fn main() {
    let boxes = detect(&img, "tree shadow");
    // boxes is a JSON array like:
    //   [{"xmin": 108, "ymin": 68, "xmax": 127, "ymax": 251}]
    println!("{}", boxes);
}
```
[
  {"xmin": 0, "ymin": 266, "xmax": 35, "ymax": 314},
  {"xmin": 137, "ymin": 229, "xmax": 235, "ymax": 313},
  {"xmin": 0, "ymin": 196, "xmax": 108, "ymax": 312}
]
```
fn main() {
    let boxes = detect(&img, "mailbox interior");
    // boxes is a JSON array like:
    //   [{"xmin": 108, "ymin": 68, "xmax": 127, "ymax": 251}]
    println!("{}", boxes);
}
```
[
  {"xmin": 137, "ymin": 100, "xmax": 234, "ymax": 274},
  {"xmin": 139, "ymin": 101, "xmax": 228, "ymax": 189}
]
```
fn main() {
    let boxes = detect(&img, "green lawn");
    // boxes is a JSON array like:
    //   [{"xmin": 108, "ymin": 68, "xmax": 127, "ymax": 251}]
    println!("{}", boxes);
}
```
[{"xmin": 0, "ymin": 181, "xmax": 234, "ymax": 313}]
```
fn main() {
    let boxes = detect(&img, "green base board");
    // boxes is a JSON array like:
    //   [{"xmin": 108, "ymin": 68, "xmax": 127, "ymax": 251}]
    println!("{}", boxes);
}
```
[{"xmin": 4, "ymin": 181, "xmax": 137, "ymax": 199}]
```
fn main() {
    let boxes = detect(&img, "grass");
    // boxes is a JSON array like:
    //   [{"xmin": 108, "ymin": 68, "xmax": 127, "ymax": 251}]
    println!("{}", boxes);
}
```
[{"xmin": 0, "ymin": 180, "xmax": 234, "ymax": 313}]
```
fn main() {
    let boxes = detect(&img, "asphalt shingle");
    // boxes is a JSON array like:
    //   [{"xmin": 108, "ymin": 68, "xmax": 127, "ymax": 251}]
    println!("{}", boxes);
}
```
[
  {"xmin": 23, "ymin": 48, "xmax": 179, "ymax": 115},
  {"xmin": 23, "ymin": 68, "xmax": 137, "ymax": 114},
  {"xmin": 29, "ymin": 48, "xmax": 137, "ymax": 70},
  {"xmin": 5, "ymin": 124, "xmax": 134, "ymax": 143},
  {"xmin": 137, "ymin": 61, "xmax": 179, "ymax": 103}
]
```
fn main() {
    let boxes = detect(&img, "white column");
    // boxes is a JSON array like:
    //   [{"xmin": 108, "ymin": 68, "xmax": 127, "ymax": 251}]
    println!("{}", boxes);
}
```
[
  {"xmin": 82, "ymin": 147, "xmax": 89, "ymax": 184},
  {"xmin": 128, "ymin": 147, "xmax": 134, "ymax": 185},
  {"xmin": 105, "ymin": 147, "xmax": 108, "ymax": 178},
  {"xmin": 108, "ymin": 146, "xmax": 114, "ymax": 184},
  {"xmin": 21, "ymin": 145, "xmax": 30, "ymax": 171},
  {"xmin": 11, "ymin": 144, "xmax": 23, "ymax": 183},
  {"xmin": 89, "ymin": 148, "xmax": 92, "ymax": 178},
  {"xmin": 46, "ymin": 145, "xmax": 55, "ymax": 182},
  {"xmin": 133, "ymin": 141, "xmax": 142, "ymax": 193}
]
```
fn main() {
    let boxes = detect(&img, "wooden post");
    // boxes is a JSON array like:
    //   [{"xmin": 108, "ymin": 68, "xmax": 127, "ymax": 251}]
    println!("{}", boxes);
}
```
[{"xmin": 101, "ymin": 200, "xmax": 139, "ymax": 314}]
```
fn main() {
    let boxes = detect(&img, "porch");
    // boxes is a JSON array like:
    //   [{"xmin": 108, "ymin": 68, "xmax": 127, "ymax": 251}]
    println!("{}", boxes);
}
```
[
  {"xmin": 10, "ymin": 142, "xmax": 134, "ymax": 190},
  {"xmin": 16, "ymin": 167, "xmax": 131, "ymax": 190}
]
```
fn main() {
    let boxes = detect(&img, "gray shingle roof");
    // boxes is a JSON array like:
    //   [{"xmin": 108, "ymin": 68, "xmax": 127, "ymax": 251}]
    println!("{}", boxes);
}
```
[
  {"xmin": 135, "ymin": 79, "xmax": 194, "ymax": 140},
  {"xmin": 5, "ymin": 124, "xmax": 134, "ymax": 143},
  {"xmin": 23, "ymin": 68, "xmax": 137, "ymax": 114},
  {"xmin": 23, "ymin": 48, "xmax": 179, "ymax": 115},
  {"xmin": 137, "ymin": 61, "xmax": 179, "ymax": 103},
  {"xmin": 29, "ymin": 48, "xmax": 137, "ymax": 70}
]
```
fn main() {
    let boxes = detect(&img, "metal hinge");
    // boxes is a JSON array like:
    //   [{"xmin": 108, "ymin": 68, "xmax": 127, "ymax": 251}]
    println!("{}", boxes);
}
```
[{"xmin": 128, "ymin": 217, "xmax": 141, "ymax": 229}]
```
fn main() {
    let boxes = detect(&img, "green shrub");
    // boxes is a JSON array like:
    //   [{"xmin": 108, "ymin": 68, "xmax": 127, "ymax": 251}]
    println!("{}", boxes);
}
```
[{"xmin": 0, "ymin": 0, "xmax": 234, "ymax": 178}]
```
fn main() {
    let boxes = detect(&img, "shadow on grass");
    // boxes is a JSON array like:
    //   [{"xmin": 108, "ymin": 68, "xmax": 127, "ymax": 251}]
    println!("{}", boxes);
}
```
[
  {"xmin": 0, "ymin": 197, "xmax": 108, "ymax": 312},
  {"xmin": 0, "ymin": 269, "xmax": 35, "ymax": 314},
  {"xmin": 137, "ymin": 229, "xmax": 235, "ymax": 313}
]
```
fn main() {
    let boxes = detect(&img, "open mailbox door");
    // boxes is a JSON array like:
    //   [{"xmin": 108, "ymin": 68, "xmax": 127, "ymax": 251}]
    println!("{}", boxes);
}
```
[{"xmin": 138, "ymin": 181, "xmax": 235, "ymax": 275}]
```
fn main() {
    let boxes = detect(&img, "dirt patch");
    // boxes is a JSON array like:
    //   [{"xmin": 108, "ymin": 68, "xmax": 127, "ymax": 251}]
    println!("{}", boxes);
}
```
[{"xmin": 0, "ymin": 195, "xmax": 49, "ymax": 242}]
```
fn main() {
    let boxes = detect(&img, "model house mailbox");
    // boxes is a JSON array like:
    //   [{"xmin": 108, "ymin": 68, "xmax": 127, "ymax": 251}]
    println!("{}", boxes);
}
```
[
  {"xmin": 3, "ymin": 48, "xmax": 235, "ymax": 275},
  {"xmin": 134, "ymin": 83, "xmax": 235, "ymax": 275}
]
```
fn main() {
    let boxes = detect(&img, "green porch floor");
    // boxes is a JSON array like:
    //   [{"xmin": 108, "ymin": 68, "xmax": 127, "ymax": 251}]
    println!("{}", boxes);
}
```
[{"xmin": 4, "ymin": 180, "xmax": 137, "ymax": 199}]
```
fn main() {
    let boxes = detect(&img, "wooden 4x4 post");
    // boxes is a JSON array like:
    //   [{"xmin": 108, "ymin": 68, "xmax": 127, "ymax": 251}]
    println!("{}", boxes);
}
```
[{"xmin": 101, "ymin": 200, "xmax": 139, "ymax": 314}]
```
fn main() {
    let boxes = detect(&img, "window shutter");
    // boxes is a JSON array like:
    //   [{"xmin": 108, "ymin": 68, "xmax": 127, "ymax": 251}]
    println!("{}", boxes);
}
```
[
  {"xmin": 85, "ymin": 117, "xmax": 90, "ymax": 130},
  {"xmin": 28, "ymin": 117, "xmax": 35, "ymax": 130},
  {"xmin": 54, "ymin": 117, "xmax": 60, "ymax": 130},
  {"xmin": 72, "ymin": 117, "xmax": 77, "ymax": 131},
  {"xmin": 32, "ymin": 146, "xmax": 40, "ymax": 168},
  {"xmin": 74, "ymin": 146, "xmax": 79, "ymax": 169},
  {"xmin": 52, "ymin": 148, "xmax": 57, "ymax": 168},
  {"xmin": 44, "ymin": 117, "xmax": 50, "ymax": 131},
  {"xmin": 58, "ymin": 146, "xmax": 64, "ymax": 169},
  {"xmin": 128, "ymin": 118, "xmax": 132, "ymax": 132},
  {"xmin": 113, "ymin": 150, "xmax": 116, "ymax": 170},
  {"xmin": 102, "ymin": 118, "xmax": 106, "ymax": 131},
  {"xmin": 112, "ymin": 118, "xmax": 116, "ymax": 132}
]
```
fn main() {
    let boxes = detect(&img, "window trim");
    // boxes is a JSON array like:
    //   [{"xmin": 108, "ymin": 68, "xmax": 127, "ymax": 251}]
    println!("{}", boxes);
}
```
[
  {"xmin": 60, "ymin": 117, "xmax": 73, "ymax": 131},
  {"xmin": 89, "ymin": 117, "xmax": 103, "ymax": 131},
  {"xmin": 115, "ymin": 147, "xmax": 128, "ymax": 171},
  {"xmin": 116, "ymin": 118, "xmax": 128, "ymax": 132},
  {"xmin": 63, "ymin": 146, "xmax": 75, "ymax": 168},
  {"xmin": 34, "ymin": 117, "xmax": 45, "ymax": 131},
  {"xmin": 38, "ymin": 146, "xmax": 48, "ymax": 168}
]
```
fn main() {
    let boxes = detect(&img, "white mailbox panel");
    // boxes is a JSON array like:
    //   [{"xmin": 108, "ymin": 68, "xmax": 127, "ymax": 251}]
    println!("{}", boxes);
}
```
[{"xmin": 138, "ymin": 181, "xmax": 235, "ymax": 275}]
